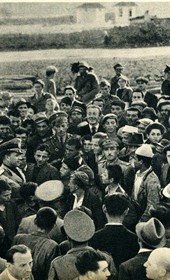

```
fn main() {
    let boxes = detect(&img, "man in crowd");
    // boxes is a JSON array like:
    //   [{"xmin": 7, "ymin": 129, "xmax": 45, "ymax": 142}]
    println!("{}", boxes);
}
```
[
  {"xmin": 75, "ymin": 61, "xmax": 99, "ymax": 104},
  {"xmin": 25, "ymin": 144, "xmax": 60, "ymax": 185},
  {"xmin": 90, "ymin": 193, "xmax": 139, "ymax": 270},
  {"xmin": 144, "ymin": 247, "xmax": 170, "ymax": 280},
  {"xmin": 119, "ymin": 217, "xmax": 166, "ymax": 280},
  {"xmin": 77, "ymin": 104, "xmax": 104, "ymax": 137},
  {"xmin": 74, "ymin": 249, "xmax": 111, "ymax": 280},
  {"xmin": 132, "ymin": 144, "xmax": 161, "ymax": 222},
  {"xmin": 0, "ymin": 244, "xmax": 34, "ymax": 280},
  {"xmin": 13, "ymin": 207, "xmax": 59, "ymax": 280}
]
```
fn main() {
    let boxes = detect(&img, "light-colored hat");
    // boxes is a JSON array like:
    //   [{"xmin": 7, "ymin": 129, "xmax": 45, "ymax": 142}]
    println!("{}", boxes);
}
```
[
  {"xmin": 122, "ymin": 125, "xmax": 138, "ymax": 134},
  {"xmin": 162, "ymin": 183, "xmax": 170, "ymax": 198},
  {"xmin": 135, "ymin": 144, "xmax": 154, "ymax": 158},
  {"xmin": 33, "ymin": 112, "xmax": 48, "ymax": 124},
  {"xmin": 64, "ymin": 209, "xmax": 95, "ymax": 242},
  {"xmin": 137, "ymin": 118, "xmax": 154, "ymax": 127},
  {"xmin": 136, "ymin": 218, "xmax": 166, "ymax": 248},
  {"xmin": 35, "ymin": 180, "xmax": 64, "ymax": 201}
]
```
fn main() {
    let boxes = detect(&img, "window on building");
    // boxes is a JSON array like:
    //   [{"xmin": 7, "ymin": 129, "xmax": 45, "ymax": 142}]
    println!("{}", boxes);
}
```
[
  {"xmin": 129, "ymin": 9, "xmax": 132, "ymax": 17},
  {"xmin": 119, "ymin": 8, "xmax": 123, "ymax": 17}
]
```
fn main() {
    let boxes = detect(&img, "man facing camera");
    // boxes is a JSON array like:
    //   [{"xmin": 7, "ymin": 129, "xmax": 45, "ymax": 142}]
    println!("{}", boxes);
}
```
[{"xmin": 0, "ymin": 244, "xmax": 33, "ymax": 280}]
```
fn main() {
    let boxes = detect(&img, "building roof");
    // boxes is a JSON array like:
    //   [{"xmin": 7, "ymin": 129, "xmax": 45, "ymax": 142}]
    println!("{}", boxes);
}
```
[
  {"xmin": 115, "ymin": 2, "xmax": 137, "ymax": 7},
  {"xmin": 77, "ymin": 3, "xmax": 105, "ymax": 9}
]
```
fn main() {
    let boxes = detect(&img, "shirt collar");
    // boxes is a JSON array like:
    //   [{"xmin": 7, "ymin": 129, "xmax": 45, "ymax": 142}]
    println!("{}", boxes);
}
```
[
  {"xmin": 139, "ymin": 248, "xmax": 152, "ymax": 253},
  {"xmin": 106, "ymin": 222, "xmax": 122, "ymax": 226}
]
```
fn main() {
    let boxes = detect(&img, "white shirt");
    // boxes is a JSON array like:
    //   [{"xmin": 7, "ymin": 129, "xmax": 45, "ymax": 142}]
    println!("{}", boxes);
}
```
[
  {"xmin": 133, "ymin": 167, "xmax": 151, "ymax": 200},
  {"xmin": 73, "ymin": 193, "xmax": 84, "ymax": 209},
  {"xmin": 89, "ymin": 123, "xmax": 99, "ymax": 134}
]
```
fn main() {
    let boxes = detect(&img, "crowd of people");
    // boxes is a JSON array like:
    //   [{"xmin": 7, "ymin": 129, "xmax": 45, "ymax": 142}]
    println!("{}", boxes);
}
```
[{"xmin": 0, "ymin": 61, "xmax": 169, "ymax": 279}]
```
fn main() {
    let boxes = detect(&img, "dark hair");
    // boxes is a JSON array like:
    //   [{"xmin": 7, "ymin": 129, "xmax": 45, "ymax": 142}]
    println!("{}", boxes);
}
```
[
  {"xmin": 132, "ymin": 89, "xmax": 144, "ymax": 98},
  {"xmin": 6, "ymin": 245, "xmax": 30, "ymax": 263},
  {"xmin": 66, "ymin": 137, "xmax": 82, "ymax": 150},
  {"xmin": 137, "ymin": 155, "xmax": 152, "ymax": 168},
  {"xmin": 27, "ymin": 104, "xmax": 37, "ymax": 114},
  {"xmin": 35, "ymin": 207, "xmax": 57, "ymax": 230},
  {"xmin": 100, "ymin": 79, "xmax": 110, "ymax": 88},
  {"xmin": 104, "ymin": 193, "xmax": 129, "ymax": 216},
  {"xmin": 8, "ymin": 109, "xmax": 21, "ymax": 118},
  {"xmin": 19, "ymin": 182, "xmax": 38, "ymax": 199},
  {"xmin": 35, "ymin": 144, "xmax": 50, "ymax": 156},
  {"xmin": 81, "ymin": 134, "xmax": 92, "ymax": 143},
  {"xmin": 15, "ymin": 127, "xmax": 28, "ymax": 136},
  {"xmin": 0, "ymin": 115, "xmax": 11, "ymax": 126},
  {"xmin": 71, "ymin": 62, "xmax": 80, "ymax": 74},
  {"xmin": 22, "ymin": 119, "xmax": 35, "ymax": 128},
  {"xmin": 126, "ymin": 107, "xmax": 141, "ymax": 118},
  {"xmin": 107, "ymin": 164, "xmax": 123, "ymax": 184},
  {"xmin": 60, "ymin": 96, "xmax": 72, "ymax": 106},
  {"xmin": 0, "ymin": 180, "xmax": 11, "ymax": 194},
  {"xmin": 46, "ymin": 66, "xmax": 57, "ymax": 77},
  {"xmin": 75, "ymin": 249, "xmax": 106, "ymax": 275}
]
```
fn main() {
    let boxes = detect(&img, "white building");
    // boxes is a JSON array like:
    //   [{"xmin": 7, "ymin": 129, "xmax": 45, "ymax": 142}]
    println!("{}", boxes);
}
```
[
  {"xmin": 114, "ymin": 2, "xmax": 137, "ymax": 26},
  {"xmin": 76, "ymin": 3, "xmax": 106, "ymax": 26}
]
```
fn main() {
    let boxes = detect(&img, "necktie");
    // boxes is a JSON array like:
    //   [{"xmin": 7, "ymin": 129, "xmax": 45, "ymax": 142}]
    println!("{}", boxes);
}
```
[{"xmin": 92, "ymin": 126, "xmax": 96, "ymax": 135}]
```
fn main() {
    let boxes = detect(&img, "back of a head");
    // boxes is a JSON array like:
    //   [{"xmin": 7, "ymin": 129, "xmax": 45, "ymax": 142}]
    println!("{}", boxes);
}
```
[
  {"xmin": 75, "ymin": 249, "xmax": 106, "ymax": 276},
  {"xmin": 104, "ymin": 193, "xmax": 129, "ymax": 216},
  {"xmin": 35, "ymin": 207, "xmax": 57, "ymax": 231}
]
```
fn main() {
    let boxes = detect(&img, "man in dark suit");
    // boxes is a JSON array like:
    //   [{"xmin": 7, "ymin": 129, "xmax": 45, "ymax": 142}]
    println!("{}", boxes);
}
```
[
  {"xmin": 25, "ymin": 143, "xmax": 59, "ymax": 185},
  {"xmin": 118, "ymin": 217, "xmax": 166, "ymax": 280},
  {"xmin": 77, "ymin": 104, "xmax": 105, "ymax": 137},
  {"xmin": 90, "ymin": 193, "xmax": 139, "ymax": 270}
]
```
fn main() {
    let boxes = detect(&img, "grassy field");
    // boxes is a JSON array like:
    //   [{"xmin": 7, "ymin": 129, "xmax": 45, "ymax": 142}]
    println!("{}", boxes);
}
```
[{"xmin": 0, "ymin": 54, "xmax": 168, "ymax": 96}]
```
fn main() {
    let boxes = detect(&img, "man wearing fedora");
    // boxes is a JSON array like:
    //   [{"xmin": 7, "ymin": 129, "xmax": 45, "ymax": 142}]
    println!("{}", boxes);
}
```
[
  {"xmin": 49, "ymin": 209, "xmax": 116, "ymax": 280},
  {"xmin": 119, "ymin": 217, "xmax": 166, "ymax": 280},
  {"xmin": 144, "ymin": 247, "xmax": 170, "ymax": 280},
  {"xmin": 74, "ymin": 61, "xmax": 99, "ymax": 104},
  {"xmin": 132, "ymin": 144, "xmax": 161, "ymax": 222}
]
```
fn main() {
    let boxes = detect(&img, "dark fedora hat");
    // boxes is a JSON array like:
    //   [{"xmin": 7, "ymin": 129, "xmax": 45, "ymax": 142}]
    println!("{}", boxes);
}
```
[
  {"xmin": 127, "ymin": 132, "xmax": 144, "ymax": 146},
  {"xmin": 136, "ymin": 217, "xmax": 166, "ymax": 248}
]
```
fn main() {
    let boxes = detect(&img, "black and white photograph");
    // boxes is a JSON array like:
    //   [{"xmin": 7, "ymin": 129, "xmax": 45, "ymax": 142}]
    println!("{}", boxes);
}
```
[{"xmin": 0, "ymin": 0, "xmax": 169, "ymax": 279}]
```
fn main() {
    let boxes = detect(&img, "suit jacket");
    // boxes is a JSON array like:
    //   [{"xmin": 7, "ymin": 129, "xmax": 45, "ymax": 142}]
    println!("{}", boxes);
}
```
[
  {"xmin": 66, "ymin": 189, "xmax": 105, "ymax": 230},
  {"xmin": 25, "ymin": 162, "xmax": 60, "ymax": 185},
  {"xmin": 118, "ymin": 251, "xmax": 151, "ymax": 280},
  {"xmin": 77, "ymin": 123, "xmax": 105, "ymax": 137},
  {"xmin": 0, "ymin": 268, "xmax": 34, "ymax": 280},
  {"xmin": 90, "ymin": 224, "xmax": 139, "ymax": 270}
]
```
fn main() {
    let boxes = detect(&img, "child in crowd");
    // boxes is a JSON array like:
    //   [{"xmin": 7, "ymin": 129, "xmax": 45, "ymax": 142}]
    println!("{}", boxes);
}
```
[{"xmin": 116, "ymin": 76, "xmax": 133, "ymax": 109}]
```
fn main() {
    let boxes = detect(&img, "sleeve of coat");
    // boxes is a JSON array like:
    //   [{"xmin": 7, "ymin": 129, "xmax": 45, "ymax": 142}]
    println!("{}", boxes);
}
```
[
  {"xmin": 48, "ymin": 261, "xmax": 59, "ymax": 280},
  {"xmin": 140, "ymin": 174, "xmax": 161, "ymax": 222},
  {"xmin": 118, "ymin": 263, "xmax": 131, "ymax": 280}
]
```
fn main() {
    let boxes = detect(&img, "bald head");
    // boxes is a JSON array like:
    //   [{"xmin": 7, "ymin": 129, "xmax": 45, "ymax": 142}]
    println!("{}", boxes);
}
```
[{"xmin": 144, "ymin": 248, "xmax": 170, "ymax": 280}]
